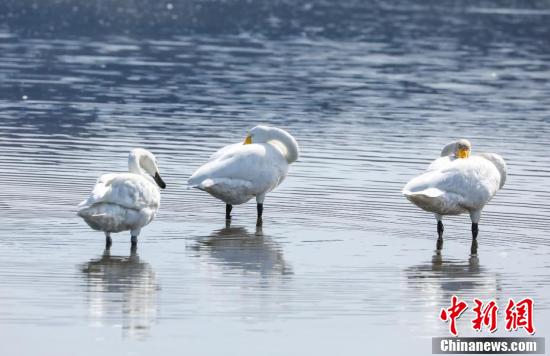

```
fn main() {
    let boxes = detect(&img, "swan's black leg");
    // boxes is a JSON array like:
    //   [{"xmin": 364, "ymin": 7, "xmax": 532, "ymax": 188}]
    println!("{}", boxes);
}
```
[
  {"xmin": 226, "ymin": 204, "xmax": 233, "ymax": 220},
  {"xmin": 472, "ymin": 223, "xmax": 479, "ymax": 239},
  {"xmin": 470, "ymin": 238, "xmax": 478, "ymax": 255},
  {"xmin": 436, "ymin": 221, "xmax": 444, "ymax": 250},
  {"xmin": 131, "ymin": 236, "xmax": 138, "ymax": 246},
  {"xmin": 105, "ymin": 234, "xmax": 112, "ymax": 249},
  {"xmin": 256, "ymin": 203, "xmax": 263, "ymax": 226},
  {"xmin": 437, "ymin": 221, "xmax": 444, "ymax": 238}
]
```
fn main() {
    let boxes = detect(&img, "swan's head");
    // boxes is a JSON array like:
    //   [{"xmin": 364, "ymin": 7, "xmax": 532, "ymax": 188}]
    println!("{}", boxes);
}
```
[
  {"xmin": 441, "ymin": 139, "xmax": 472, "ymax": 159},
  {"xmin": 243, "ymin": 125, "xmax": 271, "ymax": 145},
  {"xmin": 455, "ymin": 139, "xmax": 472, "ymax": 159},
  {"xmin": 243, "ymin": 125, "xmax": 299, "ymax": 163},
  {"xmin": 128, "ymin": 148, "xmax": 166, "ymax": 189}
]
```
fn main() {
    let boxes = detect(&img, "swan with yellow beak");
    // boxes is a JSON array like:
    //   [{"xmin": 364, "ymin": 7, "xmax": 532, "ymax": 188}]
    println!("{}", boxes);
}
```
[
  {"xmin": 402, "ymin": 139, "xmax": 507, "ymax": 248},
  {"xmin": 188, "ymin": 125, "xmax": 299, "ymax": 225}
]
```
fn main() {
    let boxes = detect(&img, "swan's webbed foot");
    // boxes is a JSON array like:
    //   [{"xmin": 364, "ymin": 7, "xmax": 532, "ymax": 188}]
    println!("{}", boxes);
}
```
[
  {"xmin": 472, "ymin": 223, "xmax": 479, "ymax": 239},
  {"xmin": 256, "ymin": 203, "xmax": 263, "ymax": 226},
  {"xmin": 105, "ymin": 233, "xmax": 112, "ymax": 249},
  {"xmin": 226, "ymin": 204, "xmax": 233, "ymax": 220},
  {"xmin": 131, "ymin": 236, "xmax": 138, "ymax": 246}
]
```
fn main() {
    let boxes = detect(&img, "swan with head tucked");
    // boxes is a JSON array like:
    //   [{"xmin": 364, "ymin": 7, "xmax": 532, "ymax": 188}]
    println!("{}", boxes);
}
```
[
  {"xmin": 77, "ymin": 148, "xmax": 166, "ymax": 247},
  {"xmin": 188, "ymin": 125, "xmax": 299, "ymax": 224},
  {"xmin": 402, "ymin": 139, "xmax": 506, "ymax": 249}
]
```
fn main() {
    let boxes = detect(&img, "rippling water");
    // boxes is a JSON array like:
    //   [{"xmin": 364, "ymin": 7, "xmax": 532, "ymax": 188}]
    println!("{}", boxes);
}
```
[{"xmin": 1, "ymin": 1, "xmax": 550, "ymax": 355}]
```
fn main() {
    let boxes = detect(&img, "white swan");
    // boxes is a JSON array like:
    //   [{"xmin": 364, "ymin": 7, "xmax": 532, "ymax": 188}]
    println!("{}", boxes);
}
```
[
  {"xmin": 77, "ymin": 148, "xmax": 166, "ymax": 246},
  {"xmin": 402, "ymin": 139, "xmax": 506, "ymax": 246},
  {"xmin": 188, "ymin": 125, "xmax": 299, "ymax": 223}
]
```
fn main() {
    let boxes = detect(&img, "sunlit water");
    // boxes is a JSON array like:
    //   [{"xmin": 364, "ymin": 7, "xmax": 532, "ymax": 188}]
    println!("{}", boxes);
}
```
[{"xmin": 1, "ymin": 1, "xmax": 550, "ymax": 355}]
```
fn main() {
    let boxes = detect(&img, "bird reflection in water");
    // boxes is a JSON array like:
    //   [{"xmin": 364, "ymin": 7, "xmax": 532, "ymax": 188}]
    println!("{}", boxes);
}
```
[
  {"xmin": 194, "ymin": 221, "xmax": 292, "ymax": 277},
  {"xmin": 406, "ymin": 249, "xmax": 500, "ymax": 301},
  {"xmin": 81, "ymin": 246, "xmax": 159, "ymax": 339},
  {"xmin": 404, "ymin": 249, "xmax": 500, "ymax": 335}
]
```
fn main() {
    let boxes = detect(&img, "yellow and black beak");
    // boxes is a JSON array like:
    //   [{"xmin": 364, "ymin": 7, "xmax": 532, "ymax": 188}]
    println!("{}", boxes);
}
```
[
  {"xmin": 457, "ymin": 148, "xmax": 470, "ymax": 159},
  {"xmin": 244, "ymin": 135, "xmax": 252, "ymax": 145}
]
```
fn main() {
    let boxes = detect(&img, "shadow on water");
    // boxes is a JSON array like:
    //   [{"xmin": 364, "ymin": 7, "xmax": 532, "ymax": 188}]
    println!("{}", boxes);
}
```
[
  {"xmin": 81, "ymin": 247, "xmax": 159, "ymax": 339},
  {"xmin": 193, "ymin": 222, "xmax": 292, "ymax": 277},
  {"xmin": 406, "ymin": 250, "xmax": 500, "ymax": 301}
]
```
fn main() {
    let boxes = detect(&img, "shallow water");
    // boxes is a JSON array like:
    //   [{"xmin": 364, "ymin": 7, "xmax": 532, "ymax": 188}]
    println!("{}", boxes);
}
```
[{"xmin": 1, "ymin": 1, "xmax": 550, "ymax": 355}]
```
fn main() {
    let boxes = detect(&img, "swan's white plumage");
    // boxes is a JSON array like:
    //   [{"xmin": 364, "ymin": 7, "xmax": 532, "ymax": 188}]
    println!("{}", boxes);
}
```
[
  {"xmin": 77, "ymin": 149, "xmax": 163, "ymax": 237},
  {"xmin": 188, "ymin": 125, "xmax": 298, "ymax": 205},
  {"xmin": 79, "ymin": 173, "xmax": 160, "ymax": 211},
  {"xmin": 403, "ymin": 141, "xmax": 506, "ymax": 222}
]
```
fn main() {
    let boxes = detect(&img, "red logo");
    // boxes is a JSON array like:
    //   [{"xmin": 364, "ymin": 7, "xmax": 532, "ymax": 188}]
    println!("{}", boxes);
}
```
[
  {"xmin": 440, "ymin": 296, "xmax": 535, "ymax": 336},
  {"xmin": 440, "ymin": 296, "xmax": 468, "ymax": 336},
  {"xmin": 505, "ymin": 298, "xmax": 535, "ymax": 334},
  {"xmin": 471, "ymin": 298, "xmax": 498, "ymax": 333}
]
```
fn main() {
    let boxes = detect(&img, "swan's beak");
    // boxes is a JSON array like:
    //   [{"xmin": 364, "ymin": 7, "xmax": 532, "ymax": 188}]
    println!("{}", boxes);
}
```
[
  {"xmin": 244, "ymin": 135, "xmax": 252, "ymax": 145},
  {"xmin": 154, "ymin": 172, "xmax": 166, "ymax": 189},
  {"xmin": 457, "ymin": 148, "xmax": 470, "ymax": 159}
]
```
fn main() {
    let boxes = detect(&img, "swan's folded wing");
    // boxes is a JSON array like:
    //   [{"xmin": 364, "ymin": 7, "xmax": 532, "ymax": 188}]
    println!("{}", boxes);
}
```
[
  {"xmin": 403, "ymin": 167, "xmax": 476, "ymax": 214},
  {"xmin": 207, "ymin": 143, "xmax": 244, "ymax": 162},
  {"xmin": 405, "ymin": 158, "xmax": 499, "ymax": 208},
  {"xmin": 427, "ymin": 156, "xmax": 453, "ymax": 172},
  {"xmin": 188, "ymin": 144, "xmax": 286, "ymax": 195},
  {"xmin": 78, "ymin": 173, "xmax": 159, "ymax": 211},
  {"xmin": 448, "ymin": 157, "xmax": 502, "ymax": 198}
]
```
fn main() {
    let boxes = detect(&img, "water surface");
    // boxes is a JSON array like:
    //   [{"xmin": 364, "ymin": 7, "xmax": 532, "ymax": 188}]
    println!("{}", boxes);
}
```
[{"xmin": 1, "ymin": 1, "xmax": 550, "ymax": 355}]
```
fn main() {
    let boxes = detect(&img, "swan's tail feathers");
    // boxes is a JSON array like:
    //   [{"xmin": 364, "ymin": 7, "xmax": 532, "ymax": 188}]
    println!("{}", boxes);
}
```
[
  {"xmin": 77, "ymin": 205, "xmax": 106, "ymax": 220},
  {"xmin": 402, "ymin": 187, "xmax": 447, "ymax": 213},
  {"xmin": 402, "ymin": 187, "xmax": 445, "ymax": 199},
  {"xmin": 77, "ymin": 206, "xmax": 104, "ymax": 230},
  {"xmin": 187, "ymin": 177, "xmax": 254, "ymax": 205},
  {"xmin": 187, "ymin": 178, "xmax": 212, "ymax": 190},
  {"xmin": 77, "ymin": 203, "xmax": 91, "ymax": 217},
  {"xmin": 77, "ymin": 203, "xmax": 130, "ymax": 233},
  {"xmin": 78, "ymin": 211, "xmax": 107, "ymax": 218},
  {"xmin": 77, "ymin": 208, "xmax": 86, "ymax": 218},
  {"xmin": 77, "ymin": 198, "xmax": 92, "ymax": 209}
]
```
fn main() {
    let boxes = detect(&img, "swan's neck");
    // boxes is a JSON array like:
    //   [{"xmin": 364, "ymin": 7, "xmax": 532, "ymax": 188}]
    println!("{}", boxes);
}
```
[
  {"xmin": 267, "ymin": 128, "xmax": 299, "ymax": 164},
  {"xmin": 479, "ymin": 153, "xmax": 507, "ymax": 189},
  {"xmin": 128, "ymin": 152, "xmax": 146, "ymax": 175},
  {"xmin": 440, "ymin": 142, "xmax": 458, "ymax": 157}
]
